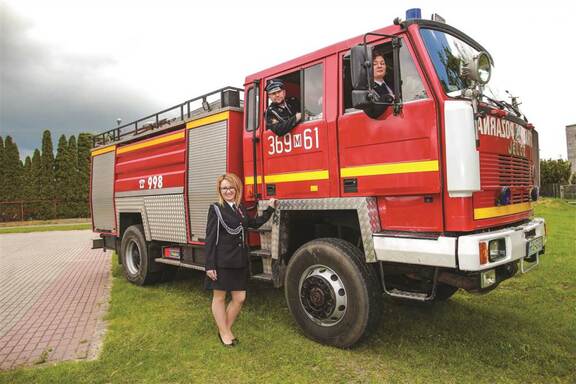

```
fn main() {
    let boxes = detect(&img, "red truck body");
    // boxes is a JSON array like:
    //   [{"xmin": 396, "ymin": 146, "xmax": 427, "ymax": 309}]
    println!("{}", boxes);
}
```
[{"xmin": 90, "ymin": 13, "xmax": 545, "ymax": 347}]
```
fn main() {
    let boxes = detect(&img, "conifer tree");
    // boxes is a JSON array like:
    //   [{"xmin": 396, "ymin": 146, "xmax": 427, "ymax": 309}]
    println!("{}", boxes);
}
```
[
  {"xmin": 40, "ymin": 130, "xmax": 55, "ymax": 218},
  {"xmin": 54, "ymin": 134, "xmax": 70, "ymax": 217},
  {"xmin": 3, "ymin": 136, "xmax": 23, "ymax": 201},
  {"xmin": 68, "ymin": 135, "xmax": 80, "ymax": 217},
  {"xmin": 77, "ymin": 133, "xmax": 93, "ymax": 217},
  {"xmin": 30, "ymin": 149, "xmax": 43, "ymax": 219},
  {"xmin": 22, "ymin": 156, "xmax": 32, "ymax": 196},
  {"xmin": 22, "ymin": 156, "xmax": 34, "ymax": 213},
  {"xmin": 0, "ymin": 136, "xmax": 5, "ymax": 202}
]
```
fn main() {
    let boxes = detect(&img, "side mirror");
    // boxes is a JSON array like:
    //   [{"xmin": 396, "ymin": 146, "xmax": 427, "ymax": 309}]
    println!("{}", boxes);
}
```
[
  {"xmin": 351, "ymin": 44, "xmax": 374, "ymax": 109},
  {"xmin": 351, "ymin": 44, "xmax": 372, "ymax": 90}
]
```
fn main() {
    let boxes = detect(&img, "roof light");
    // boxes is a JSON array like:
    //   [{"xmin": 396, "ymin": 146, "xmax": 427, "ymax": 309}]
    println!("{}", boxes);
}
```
[{"xmin": 406, "ymin": 8, "xmax": 421, "ymax": 20}]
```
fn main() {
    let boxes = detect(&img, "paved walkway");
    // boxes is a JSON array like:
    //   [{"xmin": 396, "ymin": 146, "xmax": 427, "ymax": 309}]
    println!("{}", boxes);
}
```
[{"xmin": 0, "ymin": 230, "xmax": 111, "ymax": 370}]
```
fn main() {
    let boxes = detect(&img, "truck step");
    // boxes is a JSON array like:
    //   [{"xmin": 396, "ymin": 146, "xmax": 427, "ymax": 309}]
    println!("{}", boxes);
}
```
[
  {"xmin": 386, "ymin": 288, "xmax": 432, "ymax": 301},
  {"xmin": 249, "ymin": 248, "xmax": 271, "ymax": 258},
  {"xmin": 154, "ymin": 258, "xmax": 204, "ymax": 271},
  {"xmin": 251, "ymin": 273, "xmax": 273, "ymax": 282}
]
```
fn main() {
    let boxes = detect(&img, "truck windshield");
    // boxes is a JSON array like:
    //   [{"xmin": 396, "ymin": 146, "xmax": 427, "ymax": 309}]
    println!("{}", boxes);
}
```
[{"xmin": 420, "ymin": 28, "xmax": 505, "ymax": 102}]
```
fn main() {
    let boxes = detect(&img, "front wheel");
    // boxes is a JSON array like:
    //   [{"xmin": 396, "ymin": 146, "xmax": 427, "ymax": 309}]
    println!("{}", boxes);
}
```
[{"xmin": 285, "ymin": 238, "xmax": 383, "ymax": 348}]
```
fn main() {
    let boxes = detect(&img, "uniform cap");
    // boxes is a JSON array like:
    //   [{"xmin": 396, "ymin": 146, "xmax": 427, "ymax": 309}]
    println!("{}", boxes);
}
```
[{"xmin": 266, "ymin": 79, "xmax": 284, "ymax": 93}]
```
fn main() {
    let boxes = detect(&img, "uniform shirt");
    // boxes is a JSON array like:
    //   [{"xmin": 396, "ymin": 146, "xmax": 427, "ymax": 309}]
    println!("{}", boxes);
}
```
[
  {"xmin": 364, "ymin": 80, "xmax": 394, "ymax": 119},
  {"xmin": 204, "ymin": 202, "xmax": 274, "ymax": 270},
  {"xmin": 265, "ymin": 96, "xmax": 301, "ymax": 136}
]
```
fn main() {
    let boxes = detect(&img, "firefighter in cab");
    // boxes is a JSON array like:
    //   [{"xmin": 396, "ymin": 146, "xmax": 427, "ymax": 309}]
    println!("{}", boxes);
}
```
[
  {"xmin": 265, "ymin": 79, "xmax": 302, "ymax": 136},
  {"xmin": 364, "ymin": 50, "xmax": 394, "ymax": 119}
]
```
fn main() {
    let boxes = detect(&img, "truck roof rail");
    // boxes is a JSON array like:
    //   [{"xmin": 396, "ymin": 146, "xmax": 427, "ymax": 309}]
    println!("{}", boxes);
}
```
[{"xmin": 92, "ymin": 86, "xmax": 244, "ymax": 147}]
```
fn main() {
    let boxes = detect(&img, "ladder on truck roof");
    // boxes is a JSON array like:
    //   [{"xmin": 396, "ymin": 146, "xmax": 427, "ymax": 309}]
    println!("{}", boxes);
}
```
[{"xmin": 92, "ymin": 86, "xmax": 244, "ymax": 147}]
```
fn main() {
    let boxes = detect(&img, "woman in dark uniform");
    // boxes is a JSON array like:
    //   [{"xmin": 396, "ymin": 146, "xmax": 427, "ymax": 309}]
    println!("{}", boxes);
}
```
[{"xmin": 204, "ymin": 173, "xmax": 276, "ymax": 346}]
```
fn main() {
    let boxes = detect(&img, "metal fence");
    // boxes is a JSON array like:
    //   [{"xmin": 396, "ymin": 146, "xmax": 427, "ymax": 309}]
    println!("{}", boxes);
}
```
[{"xmin": 0, "ymin": 200, "xmax": 90, "ymax": 222}]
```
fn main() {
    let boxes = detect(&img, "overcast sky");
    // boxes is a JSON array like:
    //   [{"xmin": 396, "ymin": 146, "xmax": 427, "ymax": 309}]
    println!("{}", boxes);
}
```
[{"xmin": 1, "ymin": 0, "xmax": 574, "ymax": 160}]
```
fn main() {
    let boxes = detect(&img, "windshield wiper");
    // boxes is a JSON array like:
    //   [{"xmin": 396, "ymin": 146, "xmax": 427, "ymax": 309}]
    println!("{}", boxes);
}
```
[{"xmin": 481, "ymin": 95, "xmax": 524, "ymax": 120}]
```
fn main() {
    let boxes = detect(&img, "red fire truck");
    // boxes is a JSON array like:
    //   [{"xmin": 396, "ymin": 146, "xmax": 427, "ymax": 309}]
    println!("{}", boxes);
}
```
[{"xmin": 91, "ymin": 9, "xmax": 546, "ymax": 347}]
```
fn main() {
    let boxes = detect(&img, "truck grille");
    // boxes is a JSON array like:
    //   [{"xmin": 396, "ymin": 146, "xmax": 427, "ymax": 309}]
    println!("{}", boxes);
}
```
[{"xmin": 479, "ymin": 153, "xmax": 531, "ymax": 204}]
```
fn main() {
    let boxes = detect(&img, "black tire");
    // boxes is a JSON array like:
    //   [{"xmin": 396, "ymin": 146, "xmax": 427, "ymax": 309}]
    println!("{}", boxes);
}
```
[
  {"xmin": 284, "ymin": 238, "xmax": 383, "ymax": 348},
  {"xmin": 120, "ymin": 224, "xmax": 161, "ymax": 285}
]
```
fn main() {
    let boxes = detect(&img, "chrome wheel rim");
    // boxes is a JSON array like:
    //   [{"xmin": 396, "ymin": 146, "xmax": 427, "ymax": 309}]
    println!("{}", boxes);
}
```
[
  {"xmin": 125, "ymin": 240, "xmax": 142, "ymax": 276},
  {"xmin": 298, "ymin": 264, "xmax": 347, "ymax": 327}
]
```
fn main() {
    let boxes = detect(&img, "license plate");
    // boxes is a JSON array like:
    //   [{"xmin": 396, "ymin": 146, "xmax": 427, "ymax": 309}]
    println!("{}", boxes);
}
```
[{"xmin": 526, "ymin": 236, "xmax": 543, "ymax": 257}]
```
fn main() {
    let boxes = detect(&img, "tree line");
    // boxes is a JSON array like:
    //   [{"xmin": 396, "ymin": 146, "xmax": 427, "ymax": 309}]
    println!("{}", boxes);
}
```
[
  {"xmin": 0, "ymin": 130, "xmax": 93, "ymax": 221},
  {"xmin": 0, "ymin": 129, "xmax": 574, "ymax": 222}
]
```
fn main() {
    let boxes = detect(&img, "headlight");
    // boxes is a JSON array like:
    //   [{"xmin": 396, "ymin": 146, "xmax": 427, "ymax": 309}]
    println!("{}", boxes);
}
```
[
  {"xmin": 460, "ymin": 51, "xmax": 492, "ymax": 85},
  {"xmin": 488, "ymin": 238, "xmax": 506, "ymax": 262},
  {"xmin": 475, "ymin": 52, "xmax": 492, "ymax": 84},
  {"xmin": 480, "ymin": 269, "xmax": 496, "ymax": 288}
]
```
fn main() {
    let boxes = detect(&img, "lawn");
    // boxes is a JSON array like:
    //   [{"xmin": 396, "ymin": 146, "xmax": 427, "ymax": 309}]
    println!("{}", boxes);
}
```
[
  {"xmin": 0, "ymin": 223, "xmax": 91, "ymax": 234},
  {"xmin": 1, "ymin": 199, "xmax": 574, "ymax": 383}
]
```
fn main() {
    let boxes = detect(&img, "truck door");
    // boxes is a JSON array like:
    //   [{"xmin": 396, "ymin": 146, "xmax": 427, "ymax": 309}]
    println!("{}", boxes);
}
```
[
  {"xmin": 260, "ymin": 61, "xmax": 331, "ymax": 199},
  {"xmin": 337, "ymin": 38, "xmax": 443, "ymax": 232}
]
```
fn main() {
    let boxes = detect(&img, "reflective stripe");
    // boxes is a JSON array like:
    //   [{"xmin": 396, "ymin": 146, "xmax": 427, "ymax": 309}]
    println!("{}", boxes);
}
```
[
  {"xmin": 117, "ymin": 132, "xmax": 184, "ymax": 154},
  {"xmin": 186, "ymin": 111, "xmax": 229, "ymax": 129},
  {"xmin": 245, "ymin": 176, "xmax": 263, "ymax": 184},
  {"xmin": 474, "ymin": 202, "xmax": 533, "ymax": 220},
  {"xmin": 340, "ymin": 160, "xmax": 439, "ymax": 177},
  {"xmin": 91, "ymin": 145, "xmax": 116, "ymax": 157},
  {"xmin": 265, "ymin": 170, "xmax": 329, "ymax": 183}
]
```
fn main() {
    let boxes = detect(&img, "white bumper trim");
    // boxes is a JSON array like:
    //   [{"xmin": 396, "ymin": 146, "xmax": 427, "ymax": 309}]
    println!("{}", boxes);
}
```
[
  {"xmin": 458, "ymin": 217, "xmax": 545, "ymax": 271},
  {"xmin": 374, "ymin": 236, "xmax": 457, "ymax": 268},
  {"xmin": 373, "ymin": 218, "xmax": 545, "ymax": 271}
]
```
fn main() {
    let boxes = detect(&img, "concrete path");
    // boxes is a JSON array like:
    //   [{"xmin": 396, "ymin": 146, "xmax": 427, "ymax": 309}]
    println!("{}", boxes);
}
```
[{"xmin": 0, "ymin": 230, "xmax": 111, "ymax": 370}]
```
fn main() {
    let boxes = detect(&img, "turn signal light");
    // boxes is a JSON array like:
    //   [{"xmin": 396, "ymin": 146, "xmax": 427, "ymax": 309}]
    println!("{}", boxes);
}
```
[{"xmin": 479, "ymin": 242, "xmax": 488, "ymax": 265}]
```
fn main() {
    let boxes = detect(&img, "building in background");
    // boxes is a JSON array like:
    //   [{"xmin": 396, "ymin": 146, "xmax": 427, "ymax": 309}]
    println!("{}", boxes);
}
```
[{"xmin": 567, "ymin": 124, "xmax": 576, "ymax": 175}]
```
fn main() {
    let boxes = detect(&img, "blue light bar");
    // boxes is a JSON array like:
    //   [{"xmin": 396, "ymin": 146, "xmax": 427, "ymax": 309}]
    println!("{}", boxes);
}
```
[{"xmin": 406, "ymin": 8, "xmax": 422, "ymax": 20}]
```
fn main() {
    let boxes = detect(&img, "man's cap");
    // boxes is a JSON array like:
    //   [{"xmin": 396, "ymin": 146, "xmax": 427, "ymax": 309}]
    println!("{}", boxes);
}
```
[{"xmin": 266, "ymin": 79, "xmax": 284, "ymax": 93}]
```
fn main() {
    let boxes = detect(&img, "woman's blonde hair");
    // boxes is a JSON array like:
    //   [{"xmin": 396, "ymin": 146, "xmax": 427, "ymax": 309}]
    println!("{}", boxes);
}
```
[{"xmin": 216, "ymin": 173, "xmax": 243, "ymax": 206}]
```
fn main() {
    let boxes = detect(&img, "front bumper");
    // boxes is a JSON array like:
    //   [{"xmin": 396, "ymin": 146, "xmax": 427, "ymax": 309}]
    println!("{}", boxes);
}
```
[
  {"xmin": 373, "ymin": 217, "xmax": 546, "ymax": 272},
  {"xmin": 457, "ymin": 217, "xmax": 545, "ymax": 271}
]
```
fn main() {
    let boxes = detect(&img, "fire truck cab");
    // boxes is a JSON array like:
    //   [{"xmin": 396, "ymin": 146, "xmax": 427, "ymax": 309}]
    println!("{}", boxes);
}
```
[{"xmin": 91, "ymin": 9, "xmax": 545, "ymax": 347}]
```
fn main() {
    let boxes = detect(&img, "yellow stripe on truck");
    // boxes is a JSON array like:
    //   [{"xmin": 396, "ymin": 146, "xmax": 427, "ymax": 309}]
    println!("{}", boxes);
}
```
[
  {"xmin": 91, "ymin": 145, "xmax": 116, "ymax": 157},
  {"xmin": 245, "ymin": 176, "xmax": 263, "ymax": 185},
  {"xmin": 116, "ymin": 132, "xmax": 185, "ymax": 154},
  {"xmin": 340, "ymin": 160, "xmax": 439, "ymax": 178},
  {"xmin": 265, "ymin": 170, "xmax": 329, "ymax": 183},
  {"xmin": 474, "ymin": 202, "xmax": 533, "ymax": 220},
  {"xmin": 186, "ymin": 111, "xmax": 229, "ymax": 129}
]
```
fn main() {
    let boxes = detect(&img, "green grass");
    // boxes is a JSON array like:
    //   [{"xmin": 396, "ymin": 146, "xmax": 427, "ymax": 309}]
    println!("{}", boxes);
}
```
[
  {"xmin": 1, "ymin": 199, "xmax": 574, "ymax": 383},
  {"xmin": 0, "ymin": 223, "xmax": 91, "ymax": 234}
]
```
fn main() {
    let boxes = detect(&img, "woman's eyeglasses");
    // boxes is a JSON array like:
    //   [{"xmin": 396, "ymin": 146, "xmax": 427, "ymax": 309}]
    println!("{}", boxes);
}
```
[{"xmin": 220, "ymin": 187, "xmax": 236, "ymax": 192}]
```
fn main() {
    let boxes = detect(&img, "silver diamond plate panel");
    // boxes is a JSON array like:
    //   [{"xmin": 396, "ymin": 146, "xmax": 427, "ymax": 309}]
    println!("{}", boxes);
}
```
[
  {"xmin": 258, "ymin": 197, "xmax": 380, "ymax": 262},
  {"xmin": 115, "ymin": 197, "xmax": 151, "ymax": 240},
  {"xmin": 187, "ymin": 120, "xmax": 227, "ymax": 240},
  {"xmin": 92, "ymin": 152, "xmax": 116, "ymax": 231},
  {"xmin": 144, "ymin": 195, "xmax": 187, "ymax": 243}
]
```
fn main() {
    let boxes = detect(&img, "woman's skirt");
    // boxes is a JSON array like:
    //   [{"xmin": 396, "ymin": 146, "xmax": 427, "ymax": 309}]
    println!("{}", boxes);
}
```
[{"xmin": 204, "ymin": 267, "xmax": 248, "ymax": 292}]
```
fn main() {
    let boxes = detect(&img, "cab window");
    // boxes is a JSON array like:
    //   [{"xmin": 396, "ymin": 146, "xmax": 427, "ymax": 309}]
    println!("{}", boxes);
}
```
[
  {"xmin": 266, "ymin": 63, "xmax": 324, "ymax": 122},
  {"xmin": 303, "ymin": 63, "xmax": 323, "ymax": 121},
  {"xmin": 342, "ymin": 39, "xmax": 427, "ymax": 113},
  {"xmin": 245, "ymin": 86, "xmax": 259, "ymax": 132}
]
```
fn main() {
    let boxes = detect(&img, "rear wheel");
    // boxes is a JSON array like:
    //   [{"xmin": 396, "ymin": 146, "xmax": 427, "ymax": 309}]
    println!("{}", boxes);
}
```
[
  {"xmin": 285, "ymin": 238, "xmax": 382, "ymax": 348},
  {"xmin": 120, "ymin": 224, "xmax": 162, "ymax": 285}
]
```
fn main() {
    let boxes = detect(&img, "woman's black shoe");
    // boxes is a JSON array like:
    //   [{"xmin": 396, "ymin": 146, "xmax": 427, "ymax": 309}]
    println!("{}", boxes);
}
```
[{"xmin": 218, "ymin": 332, "xmax": 234, "ymax": 347}]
